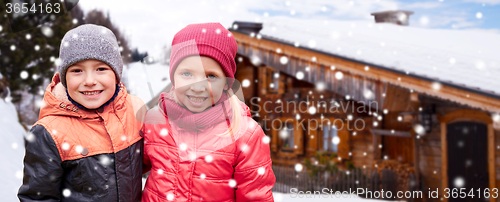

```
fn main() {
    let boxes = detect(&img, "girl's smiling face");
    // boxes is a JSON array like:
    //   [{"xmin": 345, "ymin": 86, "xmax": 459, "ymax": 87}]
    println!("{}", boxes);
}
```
[
  {"xmin": 66, "ymin": 59, "xmax": 117, "ymax": 109},
  {"xmin": 173, "ymin": 56, "xmax": 228, "ymax": 113}
]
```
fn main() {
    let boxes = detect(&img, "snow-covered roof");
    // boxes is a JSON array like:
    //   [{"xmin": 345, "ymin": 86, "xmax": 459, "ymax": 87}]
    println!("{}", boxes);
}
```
[{"xmin": 255, "ymin": 16, "xmax": 500, "ymax": 98}]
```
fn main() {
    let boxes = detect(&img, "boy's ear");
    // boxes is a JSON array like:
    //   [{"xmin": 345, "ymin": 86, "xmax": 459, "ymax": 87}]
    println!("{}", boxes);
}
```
[{"xmin": 224, "ymin": 83, "xmax": 229, "ymax": 91}]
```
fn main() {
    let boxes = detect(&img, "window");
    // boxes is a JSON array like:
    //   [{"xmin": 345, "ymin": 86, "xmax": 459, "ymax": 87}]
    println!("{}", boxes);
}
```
[
  {"xmin": 322, "ymin": 125, "xmax": 338, "ymax": 152},
  {"xmin": 270, "ymin": 71, "xmax": 279, "ymax": 92},
  {"xmin": 281, "ymin": 123, "xmax": 294, "ymax": 149}
]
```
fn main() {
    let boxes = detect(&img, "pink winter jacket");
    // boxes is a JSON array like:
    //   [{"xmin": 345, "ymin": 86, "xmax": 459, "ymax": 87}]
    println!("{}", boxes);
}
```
[{"xmin": 142, "ymin": 100, "xmax": 275, "ymax": 202}]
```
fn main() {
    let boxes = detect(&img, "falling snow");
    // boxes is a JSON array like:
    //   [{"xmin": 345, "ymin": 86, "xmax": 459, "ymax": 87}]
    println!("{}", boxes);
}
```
[
  {"xmin": 294, "ymin": 163, "xmax": 303, "ymax": 172},
  {"xmin": 228, "ymin": 179, "xmax": 237, "ymax": 187},
  {"xmin": 295, "ymin": 71, "xmax": 304, "ymax": 80}
]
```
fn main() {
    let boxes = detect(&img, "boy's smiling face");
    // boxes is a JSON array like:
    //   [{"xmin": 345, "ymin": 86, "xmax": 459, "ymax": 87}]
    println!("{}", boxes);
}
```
[
  {"xmin": 66, "ymin": 59, "xmax": 117, "ymax": 109},
  {"xmin": 173, "ymin": 56, "xmax": 228, "ymax": 113}
]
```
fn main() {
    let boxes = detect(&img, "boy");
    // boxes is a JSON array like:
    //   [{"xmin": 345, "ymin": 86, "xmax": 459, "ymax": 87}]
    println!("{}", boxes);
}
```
[{"xmin": 18, "ymin": 24, "xmax": 145, "ymax": 202}]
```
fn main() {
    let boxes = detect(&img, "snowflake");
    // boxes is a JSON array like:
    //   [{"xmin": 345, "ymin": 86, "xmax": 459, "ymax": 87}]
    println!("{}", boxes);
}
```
[
  {"xmin": 476, "ymin": 12, "xmax": 483, "ymax": 19},
  {"xmin": 414, "ymin": 124, "xmax": 425, "ymax": 135},
  {"xmin": 258, "ymin": 167, "xmax": 265, "ymax": 175},
  {"xmin": 99, "ymin": 155, "xmax": 111, "ymax": 166},
  {"xmin": 454, "ymin": 177, "xmax": 465, "ymax": 188},
  {"xmin": 62, "ymin": 189, "xmax": 71, "ymax": 197},
  {"xmin": 262, "ymin": 136, "xmax": 270, "ymax": 144},
  {"xmin": 228, "ymin": 179, "xmax": 237, "ymax": 188},
  {"xmin": 308, "ymin": 106, "xmax": 316, "ymax": 115},
  {"xmin": 205, "ymin": 155, "xmax": 213, "ymax": 163},
  {"xmin": 308, "ymin": 40, "xmax": 316, "ymax": 48},
  {"xmin": 241, "ymin": 79, "xmax": 250, "ymax": 88},
  {"xmin": 295, "ymin": 71, "xmax": 304, "ymax": 80},
  {"xmin": 420, "ymin": 16, "xmax": 430, "ymax": 26},
  {"xmin": 449, "ymin": 58, "xmax": 456, "ymax": 65},
  {"xmin": 250, "ymin": 55, "xmax": 261, "ymax": 66},
  {"xmin": 363, "ymin": 89, "xmax": 374, "ymax": 99},
  {"xmin": 332, "ymin": 137, "xmax": 340, "ymax": 145},
  {"xmin": 179, "ymin": 143, "xmax": 187, "ymax": 151},
  {"xmin": 294, "ymin": 163, "xmax": 303, "ymax": 172},
  {"xmin": 279, "ymin": 56, "xmax": 288, "ymax": 65},
  {"xmin": 160, "ymin": 128, "xmax": 168, "ymax": 136},
  {"xmin": 16, "ymin": 170, "xmax": 23, "ymax": 179},
  {"xmin": 62, "ymin": 142, "xmax": 70, "ymax": 150},
  {"xmin": 432, "ymin": 82, "xmax": 442, "ymax": 90},
  {"xmin": 75, "ymin": 145, "xmax": 83, "ymax": 153},
  {"xmin": 189, "ymin": 152, "xmax": 197, "ymax": 161},
  {"xmin": 335, "ymin": 71, "xmax": 343, "ymax": 80},
  {"xmin": 41, "ymin": 26, "xmax": 54, "ymax": 37},
  {"xmin": 240, "ymin": 144, "xmax": 249, "ymax": 152},
  {"xmin": 316, "ymin": 82, "xmax": 325, "ymax": 91},
  {"xmin": 167, "ymin": 193, "xmax": 174, "ymax": 201}
]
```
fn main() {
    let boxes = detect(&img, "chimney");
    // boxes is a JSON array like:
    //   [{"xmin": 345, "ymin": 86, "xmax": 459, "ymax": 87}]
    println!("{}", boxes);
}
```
[
  {"xmin": 371, "ymin": 10, "xmax": 414, "ymax": 26},
  {"xmin": 230, "ymin": 21, "xmax": 263, "ymax": 34}
]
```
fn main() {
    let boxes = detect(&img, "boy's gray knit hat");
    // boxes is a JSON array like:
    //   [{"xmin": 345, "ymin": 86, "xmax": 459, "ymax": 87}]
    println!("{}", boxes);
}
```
[{"xmin": 58, "ymin": 24, "xmax": 123, "ymax": 87}]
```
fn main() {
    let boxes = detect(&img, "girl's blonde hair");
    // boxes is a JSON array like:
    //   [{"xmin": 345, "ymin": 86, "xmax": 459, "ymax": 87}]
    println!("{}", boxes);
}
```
[{"xmin": 216, "ymin": 89, "xmax": 242, "ymax": 137}]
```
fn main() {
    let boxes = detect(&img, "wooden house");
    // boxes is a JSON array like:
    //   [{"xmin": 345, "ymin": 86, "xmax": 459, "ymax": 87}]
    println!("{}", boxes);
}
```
[{"xmin": 229, "ymin": 20, "xmax": 500, "ymax": 202}]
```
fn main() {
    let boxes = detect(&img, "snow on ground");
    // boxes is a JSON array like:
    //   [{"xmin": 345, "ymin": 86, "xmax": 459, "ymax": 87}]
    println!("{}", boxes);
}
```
[
  {"xmin": 0, "ymin": 98, "xmax": 27, "ymax": 201},
  {"xmin": 126, "ymin": 62, "xmax": 171, "ymax": 105},
  {"xmin": 260, "ymin": 17, "xmax": 500, "ymax": 96},
  {"xmin": 273, "ymin": 193, "xmax": 400, "ymax": 202}
]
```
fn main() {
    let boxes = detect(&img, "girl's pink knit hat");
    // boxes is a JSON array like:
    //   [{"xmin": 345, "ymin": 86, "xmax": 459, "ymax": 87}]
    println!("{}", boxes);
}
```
[{"xmin": 169, "ymin": 23, "xmax": 238, "ymax": 87}]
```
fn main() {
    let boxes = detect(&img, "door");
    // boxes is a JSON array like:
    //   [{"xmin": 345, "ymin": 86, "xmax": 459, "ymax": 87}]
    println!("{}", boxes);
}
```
[{"xmin": 447, "ymin": 122, "xmax": 489, "ymax": 202}]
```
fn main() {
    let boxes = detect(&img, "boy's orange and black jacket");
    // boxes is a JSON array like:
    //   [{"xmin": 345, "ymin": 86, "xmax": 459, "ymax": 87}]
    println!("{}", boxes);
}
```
[{"xmin": 18, "ymin": 74, "xmax": 145, "ymax": 202}]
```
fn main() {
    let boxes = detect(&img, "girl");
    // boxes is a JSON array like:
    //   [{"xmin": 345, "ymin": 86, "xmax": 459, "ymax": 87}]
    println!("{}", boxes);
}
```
[
  {"xmin": 142, "ymin": 23, "xmax": 275, "ymax": 201},
  {"xmin": 18, "ymin": 24, "xmax": 145, "ymax": 201}
]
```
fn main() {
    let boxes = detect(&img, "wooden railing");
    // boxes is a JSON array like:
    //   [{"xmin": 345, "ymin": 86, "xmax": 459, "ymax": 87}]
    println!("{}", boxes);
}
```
[{"xmin": 272, "ymin": 165, "xmax": 417, "ymax": 200}]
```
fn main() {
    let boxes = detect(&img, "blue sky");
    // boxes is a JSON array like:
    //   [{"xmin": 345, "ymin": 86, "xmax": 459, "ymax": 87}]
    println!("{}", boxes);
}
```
[
  {"xmin": 399, "ymin": 0, "xmax": 500, "ymax": 30},
  {"xmin": 249, "ymin": 0, "xmax": 500, "ymax": 31}
]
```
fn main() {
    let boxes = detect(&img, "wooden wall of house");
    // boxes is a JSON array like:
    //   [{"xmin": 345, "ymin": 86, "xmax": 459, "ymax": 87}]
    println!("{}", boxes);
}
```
[
  {"xmin": 351, "ymin": 121, "xmax": 375, "ymax": 169},
  {"xmin": 496, "ymin": 129, "xmax": 500, "ymax": 190},
  {"xmin": 417, "ymin": 119, "xmax": 442, "ymax": 201},
  {"xmin": 234, "ymin": 58, "xmax": 255, "ymax": 104}
]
